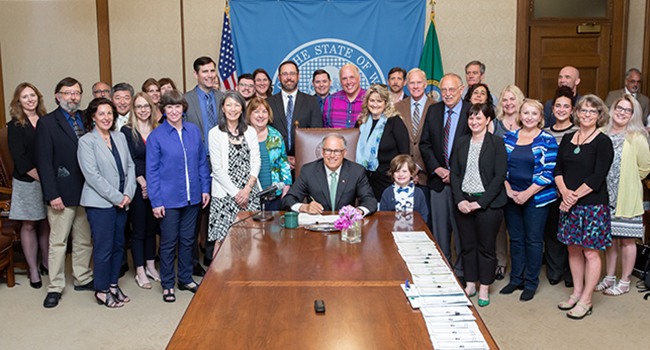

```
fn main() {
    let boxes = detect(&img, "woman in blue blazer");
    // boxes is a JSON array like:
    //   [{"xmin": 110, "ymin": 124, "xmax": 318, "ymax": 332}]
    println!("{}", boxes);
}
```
[{"xmin": 78, "ymin": 98, "xmax": 136, "ymax": 308}]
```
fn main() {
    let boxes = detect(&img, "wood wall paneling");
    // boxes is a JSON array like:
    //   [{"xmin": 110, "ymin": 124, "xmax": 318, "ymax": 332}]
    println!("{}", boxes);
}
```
[
  {"xmin": 642, "ymin": 0, "xmax": 650, "ymax": 96},
  {"xmin": 0, "ymin": 44, "xmax": 5, "ymax": 128},
  {"xmin": 96, "ymin": 0, "xmax": 112, "ymax": 86}
]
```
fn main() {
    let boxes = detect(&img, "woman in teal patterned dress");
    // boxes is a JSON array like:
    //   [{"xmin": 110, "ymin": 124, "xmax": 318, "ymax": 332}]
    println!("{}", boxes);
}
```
[{"xmin": 247, "ymin": 97, "xmax": 292, "ymax": 210}]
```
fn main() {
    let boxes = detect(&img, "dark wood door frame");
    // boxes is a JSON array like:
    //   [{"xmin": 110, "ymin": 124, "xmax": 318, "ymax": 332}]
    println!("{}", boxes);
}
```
[
  {"xmin": 515, "ymin": 0, "xmax": 629, "ymax": 96},
  {"xmin": 642, "ymin": 0, "xmax": 650, "ymax": 96},
  {"xmin": 0, "ymin": 43, "xmax": 5, "ymax": 127}
]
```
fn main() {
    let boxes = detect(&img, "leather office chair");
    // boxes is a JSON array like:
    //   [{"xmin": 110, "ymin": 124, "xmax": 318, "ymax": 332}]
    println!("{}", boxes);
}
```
[
  {"xmin": 0, "ymin": 220, "xmax": 16, "ymax": 287},
  {"xmin": 0, "ymin": 127, "xmax": 25, "ymax": 272},
  {"xmin": 293, "ymin": 124, "xmax": 360, "ymax": 178}
]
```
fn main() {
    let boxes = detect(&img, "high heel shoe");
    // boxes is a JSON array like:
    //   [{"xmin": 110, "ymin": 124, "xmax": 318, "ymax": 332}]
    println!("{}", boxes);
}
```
[
  {"xmin": 30, "ymin": 279, "xmax": 42, "ymax": 289},
  {"xmin": 95, "ymin": 291, "xmax": 123, "ymax": 308},
  {"xmin": 39, "ymin": 264, "xmax": 48, "ymax": 276},
  {"xmin": 110, "ymin": 285, "xmax": 130, "ymax": 303},
  {"xmin": 146, "ymin": 267, "xmax": 161, "ymax": 282}
]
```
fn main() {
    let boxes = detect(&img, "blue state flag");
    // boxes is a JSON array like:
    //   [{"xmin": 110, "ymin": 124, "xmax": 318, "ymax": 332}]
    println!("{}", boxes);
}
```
[{"xmin": 229, "ymin": 0, "xmax": 426, "ymax": 95}]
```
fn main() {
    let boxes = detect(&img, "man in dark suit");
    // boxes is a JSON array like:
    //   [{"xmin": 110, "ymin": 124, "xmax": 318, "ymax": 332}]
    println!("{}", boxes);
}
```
[
  {"xmin": 394, "ymin": 68, "xmax": 436, "ymax": 226},
  {"xmin": 267, "ymin": 60, "xmax": 323, "ymax": 170},
  {"xmin": 282, "ymin": 133, "xmax": 376, "ymax": 216},
  {"xmin": 36, "ymin": 77, "xmax": 94, "ymax": 308},
  {"xmin": 312, "ymin": 69, "xmax": 331, "ymax": 113},
  {"xmin": 604, "ymin": 68, "xmax": 650, "ymax": 123},
  {"xmin": 184, "ymin": 56, "xmax": 223, "ymax": 273},
  {"xmin": 419, "ymin": 73, "xmax": 471, "ymax": 280}
]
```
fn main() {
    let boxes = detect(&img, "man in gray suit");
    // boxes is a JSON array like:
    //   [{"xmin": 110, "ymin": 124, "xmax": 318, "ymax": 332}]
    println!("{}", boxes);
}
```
[
  {"xmin": 267, "ymin": 60, "xmax": 323, "ymax": 170},
  {"xmin": 604, "ymin": 68, "xmax": 650, "ymax": 124},
  {"xmin": 184, "ymin": 56, "xmax": 223, "ymax": 273}
]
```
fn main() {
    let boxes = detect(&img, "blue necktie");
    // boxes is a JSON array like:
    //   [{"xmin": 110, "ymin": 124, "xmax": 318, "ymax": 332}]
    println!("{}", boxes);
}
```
[
  {"xmin": 205, "ymin": 94, "xmax": 216, "ymax": 129},
  {"xmin": 286, "ymin": 95, "xmax": 294, "ymax": 148}
]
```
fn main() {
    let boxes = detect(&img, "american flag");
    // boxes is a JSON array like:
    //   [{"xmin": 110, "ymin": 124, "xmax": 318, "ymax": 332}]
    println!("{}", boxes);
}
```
[{"xmin": 218, "ymin": 10, "xmax": 237, "ymax": 90}]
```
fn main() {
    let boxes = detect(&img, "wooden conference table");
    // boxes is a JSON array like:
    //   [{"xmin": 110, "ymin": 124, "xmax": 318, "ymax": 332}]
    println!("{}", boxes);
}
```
[{"xmin": 167, "ymin": 211, "xmax": 498, "ymax": 350}]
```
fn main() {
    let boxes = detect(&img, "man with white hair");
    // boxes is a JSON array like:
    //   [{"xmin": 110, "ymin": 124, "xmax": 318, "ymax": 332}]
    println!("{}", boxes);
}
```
[{"xmin": 604, "ymin": 68, "xmax": 650, "ymax": 123}]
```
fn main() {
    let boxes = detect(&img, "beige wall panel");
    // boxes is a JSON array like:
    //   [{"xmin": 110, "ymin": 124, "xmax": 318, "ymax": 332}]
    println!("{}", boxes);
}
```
[
  {"xmin": 183, "ymin": 0, "xmax": 225, "ymax": 92},
  {"xmin": 109, "ymin": 0, "xmax": 183, "ymax": 93},
  {"xmin": 432, "ymin": 0, "xmax": 518, "ymax": 98},
  {"xmin": 0, "ymin": 0, "xmax": 99, "ymax": 122},
  {"xmin": 626, "ymin": 0, "xmax": 645, "ymax": 72}
]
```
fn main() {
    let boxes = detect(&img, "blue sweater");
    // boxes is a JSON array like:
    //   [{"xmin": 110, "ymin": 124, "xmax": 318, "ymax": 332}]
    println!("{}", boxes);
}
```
[{"xmin": 379, "ymin": 184, "xmax": 429, "ymax": 224}]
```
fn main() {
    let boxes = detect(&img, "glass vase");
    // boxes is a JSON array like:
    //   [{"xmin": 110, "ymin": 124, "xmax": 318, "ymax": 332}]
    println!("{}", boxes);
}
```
[{"xmin": 341, "ymin": 220, "xmax": 361, "ymax": 243}]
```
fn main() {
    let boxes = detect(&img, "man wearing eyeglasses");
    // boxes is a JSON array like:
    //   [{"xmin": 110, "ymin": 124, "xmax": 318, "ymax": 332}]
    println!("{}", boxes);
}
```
[
  {"xmin": 604, "ymin": 68, "xmax": 650, "ymax": 124},
  {"xmin": 36, "ymin": 77, "xmax": 94, "ymax": 308},
  {"xmin": 268, "ymin": 60, "xmax": 323, "ymax": 170},
  {"xmin": 237, "ymin": 73, "xmax": 256, "ymax": 106},
  {"xmin": 544, "ymin": 66, "xmax": 582, "ymax": 127},
  {"xmin": 282, "ymin": 133, "xmax": 376, "ymax": 216},
  {"xmin": 184, "ymin": 56, "xmax": 224, "ymax": 274},
  {"xmin": 419, "ymin": 73, "xmax": 471, "ymax": 283},
  {"xmin": 91, "ymin": 81, "xmax": 111, "ymax": 99}
]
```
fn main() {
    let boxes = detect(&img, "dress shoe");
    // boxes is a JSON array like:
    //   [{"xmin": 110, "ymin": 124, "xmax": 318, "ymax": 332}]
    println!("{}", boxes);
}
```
[
  {"xmin": 43, "ymin": 292, "xmax": 61, "ymax": 308},
  {"xmin": 39, "ymin": 263, "xmax": 48, "ymax": 276},
  {"xmin": 74, "ymin": 279, "xmax": 95, "ymax": 291},
  {"xmin": 135, "ymin": 275, "xmax": 152, "ymax": 289},
  {"xmin": 145, "ymin": 267, "xmax": 161, "ymax": 282},
  {"xmin": 30, "ymin": 279, "xmax": 43, "ymax": 289},
  {"xmin": 119, "ymin": 264, "xmax": 130, "ymax": 278},
  {"xmin": 178, "ymin": 281, "xmax": 200, "ymax": 293},
  {"xmin": 548, "ymin": 279, "xmax": 560, "ymax": 286},
  {"xmin": 193, "ymin": 263, "xmax": 206, "ymax": 277},
  {"xmin": 520, "ymin": 289, "xmax": 535, "ymax": 301},
  {"xmin": 565, "ymin": 280, "xmax": 574, "ymax": 288},
  {"xmin": 478, "ymin": 294, "xmax": 490, "ymax": 307},
  {"xmin": 499, "ymin": 283, "xmax": 524, "ymax": 294}
]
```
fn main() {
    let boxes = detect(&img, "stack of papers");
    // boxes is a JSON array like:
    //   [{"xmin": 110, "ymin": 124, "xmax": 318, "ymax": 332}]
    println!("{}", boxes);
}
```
[{"xmin": 393, "ymin": 231, "xmax": 490, "ymax": 350}]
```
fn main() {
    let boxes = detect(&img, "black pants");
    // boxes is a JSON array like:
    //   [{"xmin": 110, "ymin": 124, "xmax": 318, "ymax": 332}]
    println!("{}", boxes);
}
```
[
  {"xmin": 543, "ymin": 200, "xmax": 572, "ymax": 282},
  {"xmin": 129, "ymin": 183, "xmax": 158, "ymax": 267},
  {"xmin": 453, "ymin": 194, "xmax": 503, "ymax": 286}
]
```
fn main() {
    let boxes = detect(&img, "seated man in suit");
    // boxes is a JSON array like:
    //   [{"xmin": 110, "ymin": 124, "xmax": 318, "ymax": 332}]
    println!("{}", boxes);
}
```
[
  {"xmin": 604, "ymin": 68, "xmax": 650, "ymax": 124},
  {"xmin": 282, "ymin": 133, "xmax": 377, "ymax": 216}
]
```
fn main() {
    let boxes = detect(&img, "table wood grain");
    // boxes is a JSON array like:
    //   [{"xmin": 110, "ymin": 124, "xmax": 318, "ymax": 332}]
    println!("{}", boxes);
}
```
[{"xmin": 167, "ymin": 211, "xmax": 498, "ymax": 350}]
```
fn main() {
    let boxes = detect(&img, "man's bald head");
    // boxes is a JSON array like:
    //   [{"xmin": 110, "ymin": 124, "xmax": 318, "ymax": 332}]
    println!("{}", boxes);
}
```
[{"xmin": 558, "ymin": 66, "xmax": 581, "ymax": 94}]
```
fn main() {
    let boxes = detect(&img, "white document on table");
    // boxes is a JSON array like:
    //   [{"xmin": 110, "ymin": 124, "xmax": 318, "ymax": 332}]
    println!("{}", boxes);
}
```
[{"xmin": 297, "ymin": 213, "xmax": 338, "ymax": 225}]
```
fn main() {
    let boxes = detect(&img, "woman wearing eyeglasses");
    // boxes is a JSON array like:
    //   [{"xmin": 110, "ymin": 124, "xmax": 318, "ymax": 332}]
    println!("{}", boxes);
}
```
[
  {"xmin": 142, "ymin": 78, "xmax": 163, "ymax": 122},
  {"xmin": 555, "ymin": 95, "xmax": 613, "ymax": 319},
  {"xmin": 121, "ymin": 92, "xmax": 160, "ymax": 289},
  {"xmin": 595, "ymin": 95, "xmax": 650, "ymax": 296}
]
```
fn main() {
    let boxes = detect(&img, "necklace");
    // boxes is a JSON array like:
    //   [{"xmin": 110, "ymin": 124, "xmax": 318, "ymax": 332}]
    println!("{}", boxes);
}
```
[
  {"xmin": 227, "ymin": 129, "xmax": 242, "ymax": 141},
  {"xmin": 574, "ymin": 128, "xmax": 598, "ymax": 154}
]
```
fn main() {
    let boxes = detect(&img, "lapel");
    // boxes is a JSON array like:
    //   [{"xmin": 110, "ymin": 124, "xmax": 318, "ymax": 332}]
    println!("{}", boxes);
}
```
[
  {"xmin": 272, "ymin": 93, "xmax": 288, "ymax": 133},
  {"xmin": 93, "ymin": 129, "xmax": 118, "ymax": 172},
  {"xmin": 414, "ymin": 97, "xmax": 434, "ymax": 141},
  {"xmin": 453, "ymin": 101, "xmax": 469, "ymax": 140},
  {"xmin": 188, "ymin": 88, "xmax": 203, "ymax": 130},
  {"xmin": 54, "ymin": 108, "xmax": 80, "ymax": 144},
  {"xmin": 315, "ymin": 160, "xmax": 332, "ymax": 208}
]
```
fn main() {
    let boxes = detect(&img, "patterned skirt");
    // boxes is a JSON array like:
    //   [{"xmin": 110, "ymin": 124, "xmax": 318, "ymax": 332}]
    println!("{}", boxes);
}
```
[
  {"xmin": 558, "ymin": 204, "xmax": 611, "ymax": 250},
  {"xmin": 9, "ymin": 178, "xmax": 47, "ymax": 221},
  {"xmin": 610, "ymin": 208, "xmax": 644, "ymax": 239}
]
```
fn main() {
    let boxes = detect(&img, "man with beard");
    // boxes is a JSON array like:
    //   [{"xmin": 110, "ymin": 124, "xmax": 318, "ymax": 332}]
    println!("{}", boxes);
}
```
[
  {"xmin": 312, "ymin": 69, "xmax": 331, "ymax": 113},
  {"xmin": 605, "ymin": 68, "xmax": 650, "ymax": 123},
  {"xmin": 237, "ymin": 73, "xmax": 256, "ymax": 106},
  {"xmin": 543, "ymin": 66, "xmax": 581, "ymax": 127},
  {"xmin": 323, "ymin": 64, "xmax": 366, "ymax": 128},
  {"xmin": 111, "ymin": 82, "xmax": 133, "ymax": 129},
  {"xmin": 36, "ymin": 77, "xmax": 94, "ymax": 308},
  {"xmin": 387, "ymin": 67, "xmax": 408, "ymax": 104},
  {"xmin": 267, "ymin": 60, "xmax": 322, "ymax": 169}
]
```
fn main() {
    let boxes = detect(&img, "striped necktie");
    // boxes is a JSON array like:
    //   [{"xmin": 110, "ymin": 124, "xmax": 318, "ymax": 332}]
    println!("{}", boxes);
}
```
[
  {"xmin": 443, "ymin": 110, "xmax": 453, "ymax": 168},
  {"xmin": 412, "ymin": 102, "xmax": 420, "ymax": 137}
]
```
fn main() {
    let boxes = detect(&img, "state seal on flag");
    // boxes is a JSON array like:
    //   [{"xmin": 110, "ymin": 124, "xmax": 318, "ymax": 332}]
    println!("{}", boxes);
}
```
[{"xmin": 272, "ymin": 38, "xmax": 386, "ymax": 96}]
